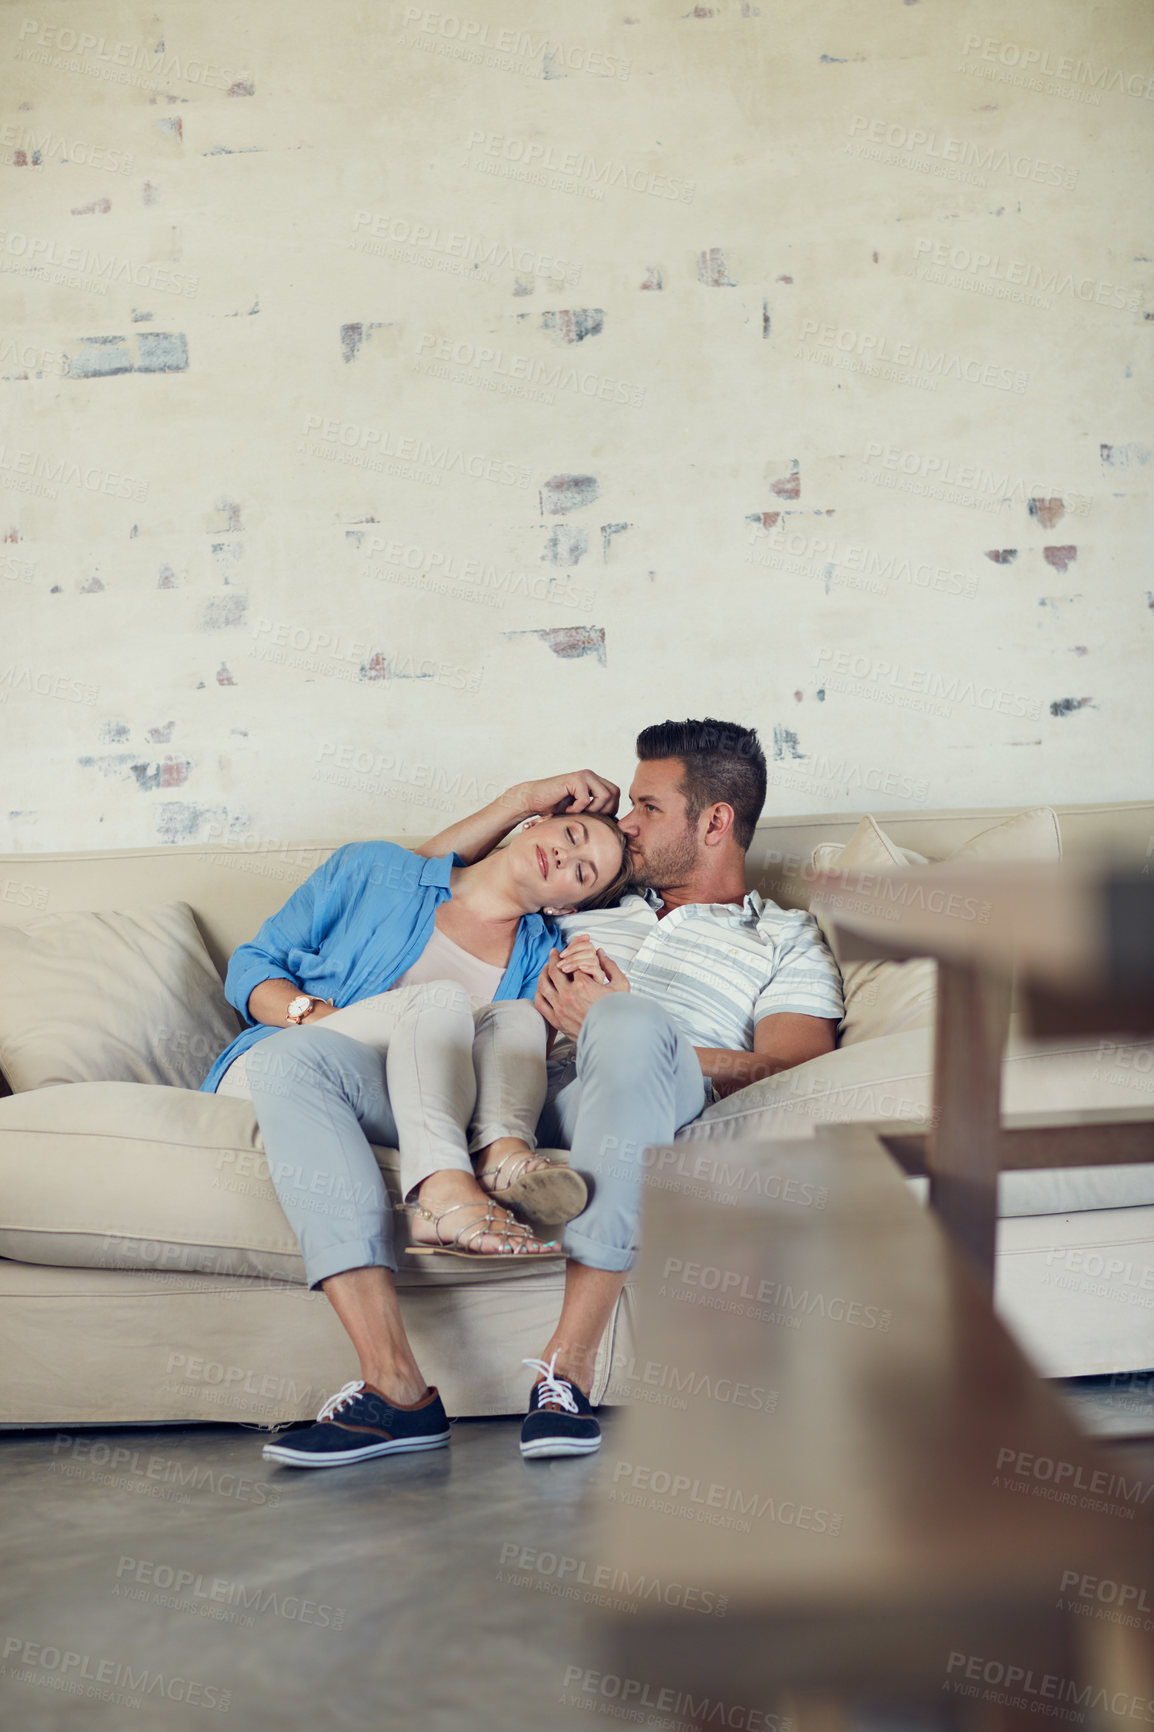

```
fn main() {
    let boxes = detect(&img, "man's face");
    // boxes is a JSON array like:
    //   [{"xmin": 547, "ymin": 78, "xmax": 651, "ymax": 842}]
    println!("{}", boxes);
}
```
[{"xmin": 617, "ymin": 758, "xmax": 701, "ymax": 889}]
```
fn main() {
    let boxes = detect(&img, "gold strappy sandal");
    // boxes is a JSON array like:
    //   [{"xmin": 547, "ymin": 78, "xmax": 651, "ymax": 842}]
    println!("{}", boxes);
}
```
[
  {"xmin": 476, "ymin": 1150, "xmax": 588, "ymax": 1233},
  {"xmin": 403, "ymin": 1198, "xmax": 565, "ymax": 1262}
]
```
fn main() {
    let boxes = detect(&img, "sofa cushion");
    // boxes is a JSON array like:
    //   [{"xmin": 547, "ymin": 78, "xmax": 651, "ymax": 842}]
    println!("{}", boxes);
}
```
[
  {"xmin": 0, "ymin": 902, "xmax": 242, "ymax": 1092},
  {"xmin": 811, "ymin": 807, "xmax": 1062, "ymax": 1044},
  {"xmin": 0, "ymin": 1082, "xmax": 562, "ymax": 1285},
  {"xmin": 678, "ymin": 1024, "xmax": 1154, "ymax": 1215}
]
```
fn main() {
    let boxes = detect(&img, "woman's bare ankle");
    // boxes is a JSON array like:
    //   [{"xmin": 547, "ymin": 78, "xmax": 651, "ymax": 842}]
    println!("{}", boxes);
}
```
[
  {"xmin": 475, "ymin": 1136, "xmax": 534, "ymax": 1174},
  {"xmin": 415, "ymin": 1168, "xmax": 485, "ymax": 1211}
]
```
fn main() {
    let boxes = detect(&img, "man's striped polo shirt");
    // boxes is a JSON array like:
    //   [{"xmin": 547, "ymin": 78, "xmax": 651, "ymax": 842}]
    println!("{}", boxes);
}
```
[{"xmin": 553, "ymin": 887, "xmax": 844, "ymax": 1060}]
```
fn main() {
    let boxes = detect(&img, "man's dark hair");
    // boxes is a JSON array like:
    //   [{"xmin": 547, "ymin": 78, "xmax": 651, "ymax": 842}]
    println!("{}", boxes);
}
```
[{"xmin": 636, "ymin": 718, "xmax": 767, "ymax": 851}]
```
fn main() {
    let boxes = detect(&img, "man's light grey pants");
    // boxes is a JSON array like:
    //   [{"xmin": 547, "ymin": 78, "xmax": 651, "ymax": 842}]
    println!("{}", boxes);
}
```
[{"xmin": 218, "ymin": 986, "xmax": 706, "ymax": 1287}]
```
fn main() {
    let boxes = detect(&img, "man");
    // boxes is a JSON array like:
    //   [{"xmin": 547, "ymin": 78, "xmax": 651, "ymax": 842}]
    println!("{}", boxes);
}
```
[{"xmin": 416, "ymin": 719, "xmax": 844, "ymax": 1459}]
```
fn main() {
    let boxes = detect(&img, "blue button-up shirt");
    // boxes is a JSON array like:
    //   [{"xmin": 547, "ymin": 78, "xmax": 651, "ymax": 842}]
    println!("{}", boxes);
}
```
[{"xmin": 200, "ymin": 841, "xmax": 559, "ymax": 1094}]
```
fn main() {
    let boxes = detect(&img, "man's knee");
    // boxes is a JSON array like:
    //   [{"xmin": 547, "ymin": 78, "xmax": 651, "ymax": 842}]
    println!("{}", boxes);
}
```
[{"xmin": 578, "ymin": 993, "xmax": 676, "ymax": 1059}]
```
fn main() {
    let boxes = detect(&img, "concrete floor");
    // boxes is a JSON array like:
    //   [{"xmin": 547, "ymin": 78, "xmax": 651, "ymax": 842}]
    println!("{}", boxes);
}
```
[{"xmin": 1, "ymin": 1390, "xmax": 1151, "ymax": 1732}]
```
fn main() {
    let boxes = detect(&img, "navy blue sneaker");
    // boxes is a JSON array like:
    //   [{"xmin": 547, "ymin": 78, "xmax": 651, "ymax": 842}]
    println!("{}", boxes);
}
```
[
  {"xmin": 519, "ymin": 1354, "xmax": 601, "ymax": 1458},
  {"xmin": 262, "ymin": 1379, "xmax": 450, "ymax": 1468}
]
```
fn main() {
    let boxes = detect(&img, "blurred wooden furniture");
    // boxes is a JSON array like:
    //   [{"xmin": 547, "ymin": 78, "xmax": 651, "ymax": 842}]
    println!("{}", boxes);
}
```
[
  {"xmin": 811, "ymin": 861, "xmax": 1154, "ymax": 1289},
  {"xmin": 589, "ymin": 1130, "xmax": 1153, "ymax": 1727}
]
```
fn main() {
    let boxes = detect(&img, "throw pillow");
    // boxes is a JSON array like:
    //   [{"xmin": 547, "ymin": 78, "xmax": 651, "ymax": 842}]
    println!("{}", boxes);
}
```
[
  {"xmin": 810, "ymin": 808, "xmax": 1061, "ymax": 1045},
  {"xmin": 0, "ymin": 902, "xmax": 243, "ymax": 1091}
]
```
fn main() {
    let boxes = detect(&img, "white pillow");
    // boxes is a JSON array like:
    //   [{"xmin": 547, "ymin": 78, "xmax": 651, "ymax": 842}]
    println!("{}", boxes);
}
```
[
  {"xmin": 810, "ymin": 809, "xmax": 1062, "ymax": 1045},
  {"xmin": 0, "ymin": 902, "xmax": 243, "ymax": 1091}
]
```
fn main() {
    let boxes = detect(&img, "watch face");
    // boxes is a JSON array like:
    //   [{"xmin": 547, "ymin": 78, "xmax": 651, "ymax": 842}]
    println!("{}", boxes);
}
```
[{"xmin": 288, "ymin": 995, "xmax": 312, "ymax": 1021}]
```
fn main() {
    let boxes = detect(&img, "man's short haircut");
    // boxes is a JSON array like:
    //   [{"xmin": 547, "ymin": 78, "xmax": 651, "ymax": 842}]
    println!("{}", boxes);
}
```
[{"xmin": 636, "ymin": 718, "xmax": 767, "ymax": 851}]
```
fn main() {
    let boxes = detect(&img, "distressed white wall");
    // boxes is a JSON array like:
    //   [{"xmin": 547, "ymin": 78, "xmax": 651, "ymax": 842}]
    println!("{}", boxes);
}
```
[{"xmin": 2, "ymin": 0, "xmax": 1151, "ymax": 853}]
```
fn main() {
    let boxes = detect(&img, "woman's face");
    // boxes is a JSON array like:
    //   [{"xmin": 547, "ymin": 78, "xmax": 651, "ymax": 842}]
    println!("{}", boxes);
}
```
[{"xmin": 511, "ymin": 815, "xmax": 624, "ymax": 915}]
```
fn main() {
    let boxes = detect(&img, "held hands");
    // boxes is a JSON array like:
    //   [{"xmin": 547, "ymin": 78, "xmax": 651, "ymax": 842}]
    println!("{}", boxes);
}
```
[
  {"xmin": 534, "ymin": 944, "xmax": 630, "ymax": 1040},
  {"xmin": 556, "ymin": 932, "xmax": 609, "ymax": 984}
]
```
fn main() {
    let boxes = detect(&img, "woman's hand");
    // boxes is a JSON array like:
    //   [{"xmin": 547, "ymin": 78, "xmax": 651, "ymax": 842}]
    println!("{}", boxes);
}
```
[
  {"xmin": 556, "ymin": 932, "xmax": 609, "ymax": 985},
  {"xmin": 534, "ymin": 949, "xmax": 630, "ymax": 1040}
]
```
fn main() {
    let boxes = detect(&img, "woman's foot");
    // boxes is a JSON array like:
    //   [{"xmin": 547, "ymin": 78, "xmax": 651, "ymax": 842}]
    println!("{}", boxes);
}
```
[
  {"xmin": 408, "ymin": 1170, "xmax": 560, "ymax": 1256},
  {"xmin": 475, "ymin": 1139, "xmax": 588, "ymax": 1232}
]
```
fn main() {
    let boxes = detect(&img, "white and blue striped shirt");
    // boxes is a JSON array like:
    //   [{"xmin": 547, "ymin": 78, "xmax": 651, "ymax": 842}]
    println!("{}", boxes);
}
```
[{"xmin": 553, "ymin": 889, "xmax": 844, "ymax": 1059}]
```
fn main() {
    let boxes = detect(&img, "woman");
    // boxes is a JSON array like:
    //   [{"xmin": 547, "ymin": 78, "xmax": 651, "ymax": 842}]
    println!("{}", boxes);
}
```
[{"xmin": 201, "ymin": 803, "xmax": 631, "ymax": 1466}]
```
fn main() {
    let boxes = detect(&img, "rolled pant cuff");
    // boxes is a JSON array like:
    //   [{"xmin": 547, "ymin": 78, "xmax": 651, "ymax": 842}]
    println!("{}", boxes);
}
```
[
  {"xmin": 466, "ymin": 1124, "xmax": 538, "ymax": 1156},
  {"xmin": 303, "ymin": 1235, "xmax": 395, "ymax": 1291},
  {"xmin": 561, "ymin": 1223, "xmax": 635, "ymax": 1274}
]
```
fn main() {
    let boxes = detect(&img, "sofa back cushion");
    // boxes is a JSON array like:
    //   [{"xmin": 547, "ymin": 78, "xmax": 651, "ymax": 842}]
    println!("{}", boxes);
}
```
[
  {"xmin": 811, "ymin": 807, "xmax": 1062, "ymax": 1045},
  {"xmin": 0, "ymin": 902, "xmax": 242, "ymax": 1092}
]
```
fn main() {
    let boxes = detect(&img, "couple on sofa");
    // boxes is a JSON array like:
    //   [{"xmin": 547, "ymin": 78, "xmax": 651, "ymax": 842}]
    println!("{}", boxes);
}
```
[{"xmin": 201, "ymin": 718, "xmax": 844, "ymax": 1467}]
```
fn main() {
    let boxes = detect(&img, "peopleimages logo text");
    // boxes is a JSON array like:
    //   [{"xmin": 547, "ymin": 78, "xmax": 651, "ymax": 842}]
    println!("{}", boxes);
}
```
[
  {"xmin": 464, "ymin": 129, "xmax": 695, "ymax": 202},
  {"xmin": 960, "ymin": 33, "xmax": 1154, "ymax": 100},
  {"xmin": 813, "ymin": 649, "xmax": 1041, "ymax": 719},
  {"xmin": 847, "ymin": 114, "xmax": 1078, "ymax": 187}
]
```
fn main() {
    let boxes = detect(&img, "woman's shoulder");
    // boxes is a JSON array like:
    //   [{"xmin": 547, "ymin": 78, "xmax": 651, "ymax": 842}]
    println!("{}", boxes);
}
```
[{"xmin": 326, "ymin": 840, "xmax": 446, "ymax": 894}]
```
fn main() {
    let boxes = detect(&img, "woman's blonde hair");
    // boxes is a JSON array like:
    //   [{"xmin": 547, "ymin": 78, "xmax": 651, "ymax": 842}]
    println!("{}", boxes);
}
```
[{"xmin": 570, "ymin": 813, "xmax": 634, "ymax": 912}]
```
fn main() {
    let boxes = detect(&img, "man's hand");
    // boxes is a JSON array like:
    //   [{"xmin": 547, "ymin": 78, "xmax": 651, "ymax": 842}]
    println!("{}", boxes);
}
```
[
  {"xmin": 534, "ymin": 947, "xmax": 629, "ymax": 1039},
  {"xmin": 516, "ymin": 770, "xmax": 619, "ymax": 822},
  {"xmin": 413, "ymin": 770, "xmax": 619, "ymax": 865}
]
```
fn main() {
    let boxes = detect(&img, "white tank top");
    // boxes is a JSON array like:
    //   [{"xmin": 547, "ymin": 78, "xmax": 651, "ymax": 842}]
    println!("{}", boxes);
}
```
[{"xmin": 391, "ymin": 923, "xmax": 505, "ymax": 1012}]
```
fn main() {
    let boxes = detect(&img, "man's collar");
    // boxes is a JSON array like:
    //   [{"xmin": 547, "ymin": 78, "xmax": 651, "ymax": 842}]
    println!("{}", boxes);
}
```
[{"xmin": 642, "ymin": 886, "xmax": 762, "ymax": 915}]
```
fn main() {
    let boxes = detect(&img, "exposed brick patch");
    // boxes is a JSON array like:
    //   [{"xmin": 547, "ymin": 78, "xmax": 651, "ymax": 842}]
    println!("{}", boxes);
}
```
[
  {"xmin": 540, "ymin": 309, "xmax": 604, "ymax": 343},
  {"xmin": 202, "ymin": 595, "xmax": 247, "ymax": 629},
  {"xmin": 507, "ymin": 626, "xmax": 606, "ymax": 664},
  {"xmin": 541, "ymin": 475, "xmax": 599, "ymax": 514},
  {"xmin": 543, "ymin": 526, "xmax": 588, "ymax": 566},
  {"xmin": 1049, "ymin": 697, "xmax": 1095, "ymax": 716},
  {"xmin": 697, "ymin": 247, "xmax": 735, "ymax": 287},
  {"xmin": 1043, "ymin": 546, "xmax": 1077, "ymax": 572},
  {"xmin": 130, "ymin": 756, "xmax": 190, "ymax": 791},
  {"xmin": 1101, "ymin": 442, "xmax": 1151, "ymax": 468},
  {"xmin": 768, "ymin": 460, "xmax": 800, "ymax": 500}
]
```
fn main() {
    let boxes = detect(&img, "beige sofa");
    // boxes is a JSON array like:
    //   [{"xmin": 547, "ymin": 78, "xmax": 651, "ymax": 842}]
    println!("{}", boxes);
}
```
[{"xmin": 1, "ymin": 800, "xmax": 1152, "ymax": 1428}]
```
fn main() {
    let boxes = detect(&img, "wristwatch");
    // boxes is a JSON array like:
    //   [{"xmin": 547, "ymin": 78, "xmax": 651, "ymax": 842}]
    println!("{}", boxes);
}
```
[{"xmin": 287, "ymin": 994, "xmax": 322, "ymax": 1024}]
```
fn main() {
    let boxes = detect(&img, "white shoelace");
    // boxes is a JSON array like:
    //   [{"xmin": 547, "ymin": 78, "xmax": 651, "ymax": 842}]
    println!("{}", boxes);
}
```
[
  {"xmin": 522, "ymin": 1353, "xmax": 578, "ymax": 1414},
  {"xmin": 317, "ymin": 1379, "xmax": 365, "ymax": 1422}
]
